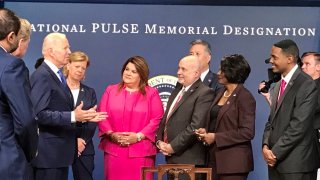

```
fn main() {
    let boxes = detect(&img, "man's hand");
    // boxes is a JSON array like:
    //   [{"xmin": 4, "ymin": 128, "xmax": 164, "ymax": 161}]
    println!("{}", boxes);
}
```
[
  {"xmin": 75, "ymin": 102, "xmax": 108, "ymax": 122},
  {"xmin": 262, "ymin": 145, "xmax": 277, "ymax": 167},
  {"xmin": 77, "ymin": 138, "xmax": 86, "ymax": 157},
  {"xmin": 157, "ymin": 141, "xmax": 174, "ymax": 156}
]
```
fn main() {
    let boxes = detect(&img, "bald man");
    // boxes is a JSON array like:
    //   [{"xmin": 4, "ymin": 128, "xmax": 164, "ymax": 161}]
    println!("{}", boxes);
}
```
[
  {"xmin": 156, "ymin": 55, "xmax": 214, "ymax": 180},
  {"xmin": 30, "ymin": 33, "xmax": 106, "ymax": 180}
]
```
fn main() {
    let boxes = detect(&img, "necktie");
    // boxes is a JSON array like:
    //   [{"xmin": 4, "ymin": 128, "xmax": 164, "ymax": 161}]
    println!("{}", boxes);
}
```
[
  {"xmin": 57, "ymin": 69, "xmax": 67, "ymax": 86},
  {"xmin": 163, "ymin": 88, "xmax": 185, "ymax": 143},
  {"xmin": 278, "ymin": 79, "xmax": 286, "ymax": 100}
]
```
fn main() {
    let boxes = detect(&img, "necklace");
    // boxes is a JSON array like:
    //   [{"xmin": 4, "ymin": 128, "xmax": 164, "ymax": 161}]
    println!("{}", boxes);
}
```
[{"xmin": 223, "ymin": 91, "xmax": 231, "ymax": 98}]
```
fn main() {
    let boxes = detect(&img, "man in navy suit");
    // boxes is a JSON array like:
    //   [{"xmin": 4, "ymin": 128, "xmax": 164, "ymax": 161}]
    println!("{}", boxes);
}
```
[
  {"xmin": 189, "ymin": 39, "xmax": 221, "ymax": 92},
  {"xmin": 30, "ymin": 32, "xmax": 106, "ymax": 180},
  {"xmin": 262, "ymin": 39, "xmax": 318, "ymax": 180},
  {"xmin": 0, "ymin": 8, "xmax": 38, "ymax": 180}
]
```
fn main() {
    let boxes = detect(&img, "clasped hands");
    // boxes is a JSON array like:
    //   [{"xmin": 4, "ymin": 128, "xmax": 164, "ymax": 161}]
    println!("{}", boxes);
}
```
[
  {"xmin": 194, "ymin": 128, "xmax": 215, "ymax": 146},
  {"xmin": 109, "ymin": 132, "xmax": 139, "ymax": 146},
  {"xmin": 262, "ymin": 145, "xmax": 277, "ymax": 167},
  {"xmin": 75, "ymin": 101, "xmax": 108, "ymax": 122},
  {"xmin": 157, "ymin": 141, "xmax": 174, "ymax": 156}
]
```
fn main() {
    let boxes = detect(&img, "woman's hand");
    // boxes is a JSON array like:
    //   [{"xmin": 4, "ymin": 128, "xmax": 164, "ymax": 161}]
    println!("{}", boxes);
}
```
[{"xmin": 195, "ymin": 128, "xmax": 216, "ymax": 145}]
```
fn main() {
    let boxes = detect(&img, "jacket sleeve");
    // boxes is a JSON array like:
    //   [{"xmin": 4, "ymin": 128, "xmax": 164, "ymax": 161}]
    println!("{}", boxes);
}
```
[
  {"xmin": 139, "ymin": 88, "xmax": 164, "ymax": 142},
  {"xmin": 2, "ymin": 59, "xmax": 38, "ymax": 162}
]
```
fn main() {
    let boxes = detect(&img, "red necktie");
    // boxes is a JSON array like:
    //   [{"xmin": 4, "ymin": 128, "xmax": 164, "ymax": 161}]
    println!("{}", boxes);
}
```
[
  {"xmin": 278, "ymin": 79, "xmax": 286, "ymax": 101},
  {"xmin": 163, "ymin": 88, "xmax": 185, "ymax": 143}
]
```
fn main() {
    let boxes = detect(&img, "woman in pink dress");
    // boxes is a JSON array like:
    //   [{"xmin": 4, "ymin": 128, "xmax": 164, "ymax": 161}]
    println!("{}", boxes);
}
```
[{"xmin": 98, "ymin": 56, "xmax": 164, "ymax": 180}]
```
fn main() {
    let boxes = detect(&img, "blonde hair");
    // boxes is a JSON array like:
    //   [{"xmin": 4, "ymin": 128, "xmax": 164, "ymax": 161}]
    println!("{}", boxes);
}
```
[
  {"xmin": 19, "ymin": 18, "xmax": 31, "ymax": 41},
  {"xmin": 64, "ymin": 51, "xmax": 90, "ymax": 77}
]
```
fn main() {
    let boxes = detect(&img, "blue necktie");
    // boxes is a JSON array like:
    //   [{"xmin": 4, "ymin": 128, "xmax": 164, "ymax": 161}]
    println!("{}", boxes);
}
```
[{"xmin": 57, "ymin": 69, "xmax": 67, "ymax": 86}]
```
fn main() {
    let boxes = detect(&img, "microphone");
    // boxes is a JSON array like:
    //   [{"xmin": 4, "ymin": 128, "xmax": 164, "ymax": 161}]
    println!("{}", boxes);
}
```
[{"xmin": 265, "ymin": 58, "xmax": 270, "ymax": 64}]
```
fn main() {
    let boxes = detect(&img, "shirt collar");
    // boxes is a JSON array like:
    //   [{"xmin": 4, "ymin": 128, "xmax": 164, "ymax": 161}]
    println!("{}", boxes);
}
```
[
  {"xmin": 200, "ymin": 69, "xmax": 209, "ymax": 82},
  {"xmin": 0, "ymin": 45, "xmax": 7, "ymax": 53},
  {"xmin": 282, "ymin": 64, "xmax": 298, "ymax": 84},
  {"xmin": 44, "ymin": 59, "xmax": 60, "ymax": 74}
]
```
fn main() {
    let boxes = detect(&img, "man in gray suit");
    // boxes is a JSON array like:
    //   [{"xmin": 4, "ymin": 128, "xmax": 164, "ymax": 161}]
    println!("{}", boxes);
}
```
[
  {"xmin": 262, "ymin": 39, "xmax": 319, "ymax": 180},
  {"xmin": 156, "ymin": 55, "xmax": 214, "ymax": 180}
]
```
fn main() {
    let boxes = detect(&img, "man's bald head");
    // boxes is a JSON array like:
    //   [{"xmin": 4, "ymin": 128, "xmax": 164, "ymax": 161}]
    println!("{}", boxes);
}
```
[{"xmin": 177, "ymin": 55, "xmax": 201, "ymax": 87}]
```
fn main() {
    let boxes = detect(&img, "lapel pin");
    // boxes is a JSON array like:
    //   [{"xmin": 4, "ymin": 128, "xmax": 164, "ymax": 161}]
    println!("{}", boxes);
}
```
[
  {"xmin": 81, "ymin": 88, "xmax": 84, "ymax": 92},
  {"xmin": 227, "ymin": 101, "xmax": 230, "ymax": 104}
]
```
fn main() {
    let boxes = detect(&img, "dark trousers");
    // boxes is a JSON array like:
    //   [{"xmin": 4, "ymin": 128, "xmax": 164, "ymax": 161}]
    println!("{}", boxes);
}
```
[
  {"xmin": 167, "ymin": 173, "xmax": 206, "ymax": 180},
  {"xmin": 72, "ymin": 155, "xmax": 94, "ymax": 180},
  {"xmin": 34, "ymin": 167, "xmax": 68, "ymax": 180},
  {"xmin": 268, "ymin": 167, "xmax": 317, "ymax": 180},
  {"xmin": 216, "ymin": 173, "xmax": 248, "ymax": 180}
]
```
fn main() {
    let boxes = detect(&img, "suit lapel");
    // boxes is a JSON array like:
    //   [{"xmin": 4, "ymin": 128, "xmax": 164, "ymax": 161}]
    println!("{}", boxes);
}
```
[
  {"xmin": 167, "ymin": 79, "xmax": 201, "ymax": 119},
  {"xmin": 215, "ymin": 85, "xmax": 242, "ymax": 129},
  {"xmin": 203, "ymin": 71, "xmax": 213, "ymax": 86},
  {"xmin": 76, "ymin": 84, "xmax": 85, "ymax": 106},
  {"xmin": 271, "ymin": 69, "xmax": 300, "ymax": 121},
  {"xmin": 42, "ymin": 63, "xmax": 74, "ymax": 108}
]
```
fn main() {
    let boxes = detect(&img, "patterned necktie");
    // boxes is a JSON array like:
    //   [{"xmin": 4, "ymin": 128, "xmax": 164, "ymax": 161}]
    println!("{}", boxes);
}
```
[
  {"xmin": 57, "ymin": 69, "xmax": 67, "ymax": 86},
  {"xmin": 163, "ymin": 88, "xmax": 186, "ymax": 143}
]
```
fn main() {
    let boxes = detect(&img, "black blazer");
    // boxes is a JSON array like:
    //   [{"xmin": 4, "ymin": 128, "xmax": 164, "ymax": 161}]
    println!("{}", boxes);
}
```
[
  {"xmin": 75, "ymin": 83, "xmax": 97, "ymax": 155},
  {"xmin": 30, "ymin": 62, "xmax": 76, "ymax": 168},
  {"xmin": 157, "ymin": 79, "xmax": 214, "ymax": 165},
  {"xmin": 262, "ymin": 68, "xmax": 319, "ymax": 173}
]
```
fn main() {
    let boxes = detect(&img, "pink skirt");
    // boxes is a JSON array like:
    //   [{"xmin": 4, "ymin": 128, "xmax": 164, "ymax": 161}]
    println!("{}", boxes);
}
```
[{"xmin": 104, "ymin": 152, "xmax": 155, "ymax": 180}]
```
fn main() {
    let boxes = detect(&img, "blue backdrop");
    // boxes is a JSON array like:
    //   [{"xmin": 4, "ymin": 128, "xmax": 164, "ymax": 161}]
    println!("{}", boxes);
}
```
[{"xmin": 5, "ymin": 2, "xmax": 320, "ymax": 179}]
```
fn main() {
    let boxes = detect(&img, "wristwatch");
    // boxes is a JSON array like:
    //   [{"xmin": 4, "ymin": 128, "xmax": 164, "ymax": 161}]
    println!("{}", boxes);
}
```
[{"xmin": 137, "ymin": 133, "xmax": 142, "ymax": 142}]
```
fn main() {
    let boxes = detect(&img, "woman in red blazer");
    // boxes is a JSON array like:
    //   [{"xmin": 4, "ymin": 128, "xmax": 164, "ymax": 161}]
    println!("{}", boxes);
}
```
[{"xmin": 196, "ymin": 54, "xmax": 256, "ymax": 180}]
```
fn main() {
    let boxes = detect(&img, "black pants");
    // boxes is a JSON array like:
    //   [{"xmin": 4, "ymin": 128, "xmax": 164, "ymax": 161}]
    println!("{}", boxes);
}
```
[
  {"xmin": 268, "ymin": 167, "xmax": 317, "ymax": 180},
  {"xmin": 72, "ymin": 155, "xmax": 94, "ymax": 180},
  {"xmin": 34, "ymin": 167, "xmax": 68, "ymax": 180}
]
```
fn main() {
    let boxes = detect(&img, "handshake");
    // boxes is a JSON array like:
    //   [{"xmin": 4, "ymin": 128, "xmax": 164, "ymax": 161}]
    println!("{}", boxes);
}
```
[{"xmin": 74, "ymin": 101, "xmax": 108, "ymax": 122}]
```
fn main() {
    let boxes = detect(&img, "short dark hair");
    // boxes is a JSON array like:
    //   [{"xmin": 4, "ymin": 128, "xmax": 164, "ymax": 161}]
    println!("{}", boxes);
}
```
[
  {"xmin": 301, "ymin": 51, "xmax": 320, "ymax": 63},
  {"xmin": 220, "ymin": 54, "xmax": 251, "ymax": 84},
  {"xmin": 118, "ymin": 56, "xmax": 150, "ymax": 95},
  {"xmin": 0, "ymin": 8, "xmax": 20, "ymax": 40},
  {"xmin": 274, "ymin": 39, "xmax": 299, "ymax": 63},
  {"xmin": 190, "ymin": 39, "xmax": 212, "ymax": 54}
]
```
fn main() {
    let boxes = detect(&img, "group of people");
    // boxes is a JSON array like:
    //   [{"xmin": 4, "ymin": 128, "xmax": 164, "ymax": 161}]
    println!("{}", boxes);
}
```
[{"xmin": 1, "ymin": 7, "xmax": 320, "ymax": 180}]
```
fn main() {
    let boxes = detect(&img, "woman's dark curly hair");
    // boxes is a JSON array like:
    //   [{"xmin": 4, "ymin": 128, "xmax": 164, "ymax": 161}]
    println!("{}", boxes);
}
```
[{"xmin": 220, "ymin": 54, "xmax": 251, "ymax": 84}]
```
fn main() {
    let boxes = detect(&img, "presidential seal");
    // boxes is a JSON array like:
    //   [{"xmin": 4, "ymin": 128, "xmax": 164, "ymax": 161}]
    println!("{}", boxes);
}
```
[{"xmin": 148, "ymin": 75, "xmax": 177, "ymax": 111}]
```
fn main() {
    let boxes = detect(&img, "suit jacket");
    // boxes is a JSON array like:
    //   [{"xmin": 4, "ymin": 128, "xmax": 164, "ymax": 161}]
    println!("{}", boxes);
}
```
[
  {"xmin": 0, "ymin": 48, "xmax": 38, "ymax": 179},
  {"xmin": 75, "ymin": 83, "xmax": 97, "ymax": 155},
  {"xmin": 156, "ymin": 79, "xmax": 214, "ymax": 165},
  {"xmin": 208, "ymin": 84, "xmax": 255, "ymax": 174},
  {"xmin": 203, "ymin": 70, "xmax": 221, "ymax": 93},
  {"xmin": 98, "ymin": 84, "xmax": 164, "ymax": 157},
  {"xmin": 262, "ymin": 68, "xmax": 319, "ymax": 173},
  {"xmin": 30, "ymin": 62, "xmax": 76, "ymax": 168},
  {"xmin": 313, "ymin": 78, "xmax": 320, "ymax": 129}
]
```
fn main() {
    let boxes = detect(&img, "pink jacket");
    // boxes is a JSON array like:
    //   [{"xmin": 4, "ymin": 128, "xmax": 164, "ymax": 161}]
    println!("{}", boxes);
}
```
[{"xmin": 98, "ymin": 84, "xmax": 164, "ymax": 157}]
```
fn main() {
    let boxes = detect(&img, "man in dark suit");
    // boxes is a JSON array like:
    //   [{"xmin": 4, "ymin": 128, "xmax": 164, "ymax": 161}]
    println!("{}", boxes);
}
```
[
  {"xmin": 262, "ymin": 39, "xmax": 318, "ymax": 180},
  {"xmin": 0, "ymin": 8, "xmax": 38, "ymax": 179},
  {"xmin": 156, "ymin": 55, "xmax": 214, "ymax": 180},
  {"xmin": 189, "ymin": 39, "xmax": 221, "ymax": 92},
  {"xmin": 30, "ymin": 32, "xmax": 106, "ymax": 180},
  {"xmin": 300, "ymin": 52, "xmax": 320, "ymax": 163}
]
